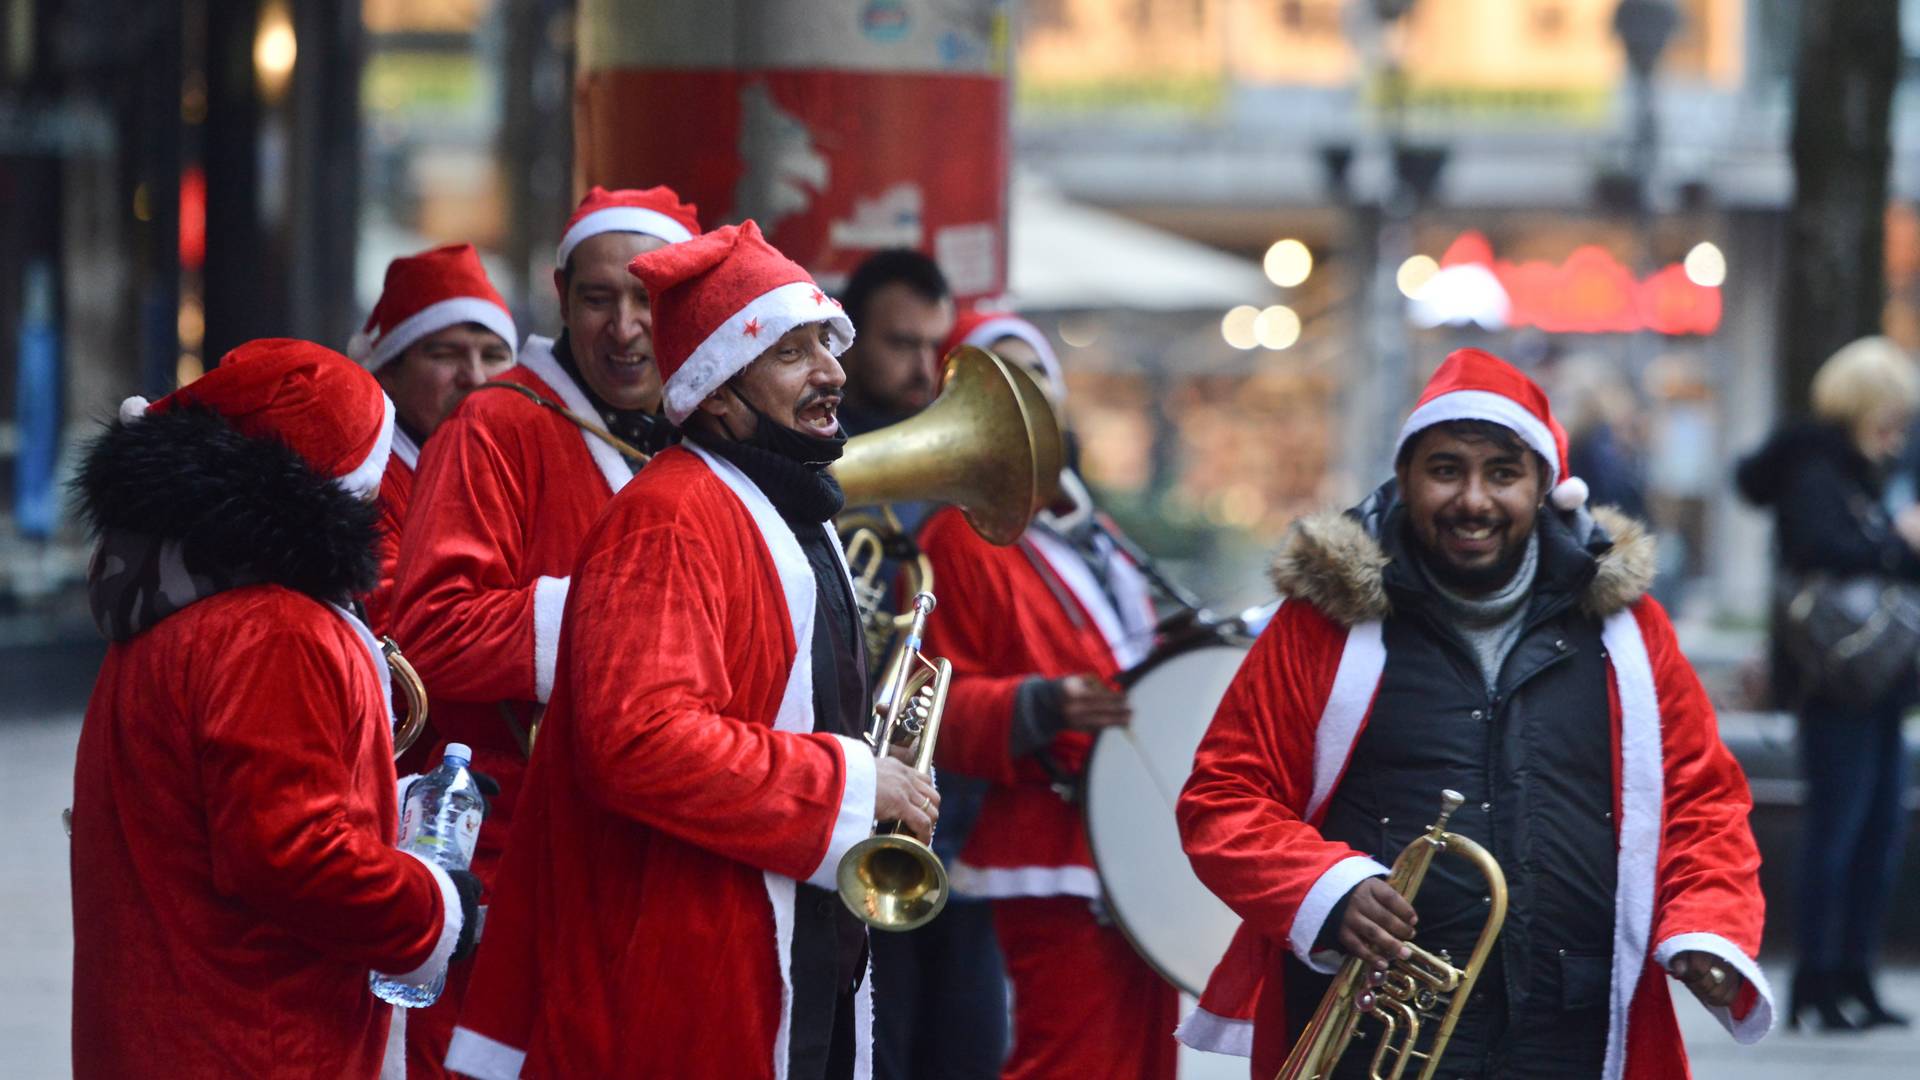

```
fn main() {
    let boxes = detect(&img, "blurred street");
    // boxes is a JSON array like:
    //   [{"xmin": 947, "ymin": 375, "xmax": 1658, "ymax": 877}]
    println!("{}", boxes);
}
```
[{"xmin": 6, "ymin": 637, "xmax": 1917, "ymax": 1078}]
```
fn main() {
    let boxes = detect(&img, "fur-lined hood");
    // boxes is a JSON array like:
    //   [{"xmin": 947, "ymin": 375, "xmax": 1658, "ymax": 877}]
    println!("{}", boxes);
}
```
[
  {"xmin": 1270, "ymin": 491, "xmax": 1657, "ymax": 628},
  {"xmin": 73, "ymin": 404, "xmax": 382, "ymax": 608}
]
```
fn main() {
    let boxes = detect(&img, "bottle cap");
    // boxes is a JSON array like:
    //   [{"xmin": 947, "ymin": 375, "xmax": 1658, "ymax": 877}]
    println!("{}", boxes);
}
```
[{"xmin": 446, "ymin": 742, "xmax": 472, "ymax": 762}]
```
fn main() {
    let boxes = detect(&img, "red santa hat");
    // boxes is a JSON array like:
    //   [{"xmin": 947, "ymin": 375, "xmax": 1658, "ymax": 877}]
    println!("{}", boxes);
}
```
[
  {"xmin": 628, "ymin": 220, "xmax": 854, "ymax": 425},
  {"xmin": 347, "ymin": 244, "xmax": 517, "ymax": 372},
  {"xmin": 944, "ymin": 309, "xmax": 1066, "ymax": 401},
  {"xmin": 555, "ymin": 185, "xmax": 701, "ymax": 268},
  {"xmin": 1394, "ymin": 347, "xmax": 1589, "ymax": 511},
  {"xmin": 119, "ymin": 338, "xmax": 395, "ymax": 500}
]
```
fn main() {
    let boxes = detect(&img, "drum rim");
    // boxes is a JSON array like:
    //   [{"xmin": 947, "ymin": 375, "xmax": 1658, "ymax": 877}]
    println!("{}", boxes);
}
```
[{"xmin": 1084, "ymin": 642, "xmax": 1250, "ymax": 997}]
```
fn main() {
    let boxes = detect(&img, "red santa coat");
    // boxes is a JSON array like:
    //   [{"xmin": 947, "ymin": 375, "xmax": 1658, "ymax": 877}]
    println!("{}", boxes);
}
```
[
  {"xmin": 364, "ymin": 426, "xmax": 420, "ymax": 638},
  {"xmin": 1174, "ymin": 509, "xmax": 1773, "ymax": 1078},
  {"xmin": 388, "ymin": 335, "xmax": 632, "ymax": 870},
  {"xmin": 445, "ymin": 443, "xmax": 878, "ymax": 1080},
  {"xmin": 915, "ymin": 505, "xmax": 1157, "ymax": 898},
  {"xmin": 70, "ymin": 588, "xmax": 463, "ymax": 1079}
]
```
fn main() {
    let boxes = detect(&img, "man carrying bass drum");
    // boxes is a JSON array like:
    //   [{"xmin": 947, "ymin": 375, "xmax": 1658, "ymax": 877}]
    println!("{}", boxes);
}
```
[
  {"xmin": 1177, "ymin": 349, "xmax": 1772, "ymax": 1079},
  {"xmin": 917, "ymin": 312, "xmax": 1179, "ymax": 1080}
]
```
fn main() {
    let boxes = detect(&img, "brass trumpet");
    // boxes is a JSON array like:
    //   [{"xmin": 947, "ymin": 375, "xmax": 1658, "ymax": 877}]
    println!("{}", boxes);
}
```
[
  {"xmin": 836, "ymin": 592, "xmax": 954, "ymax": 932},
  {"xmin": 1277, "ymin": 790, "xmax": 1508, "ymax": 1080}
]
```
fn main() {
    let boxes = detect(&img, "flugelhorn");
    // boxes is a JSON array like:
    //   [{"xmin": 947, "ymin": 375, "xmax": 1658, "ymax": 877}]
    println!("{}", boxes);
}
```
[
  {"xmin": 837, "ymin": 592, "xmax": 953, "ymax": 932},
  {"xmin": 382, "ymin": 636, "xmax": 430, "ymax": 760},
  {"xmin": 1277, "ymin": 790, "xmax": 1508, "ymax": 1080}
]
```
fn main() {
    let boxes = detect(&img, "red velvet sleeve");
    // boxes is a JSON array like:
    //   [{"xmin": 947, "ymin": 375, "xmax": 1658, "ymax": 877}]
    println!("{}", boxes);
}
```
[
  {"xmin": 915, "ymin": 512, "xmax": 1029, "ymax": 785},
  {"xmin": 198, "ymin": 622, "xmax": 446, "ymax": 972},
  {"xmin": 363, "ymin": 476, "xmax": 405, "ymax": 638},
  {"xmin": 390, "ymin": 412, "xmax": 549, "ymax": 704},
  {"xmin": 564, "ymin": 510, "xmax": 871, "ymax": 886},
  {"xmin": 1178, "ymin": 604, "xmax": 1381, "ymax": 948}
]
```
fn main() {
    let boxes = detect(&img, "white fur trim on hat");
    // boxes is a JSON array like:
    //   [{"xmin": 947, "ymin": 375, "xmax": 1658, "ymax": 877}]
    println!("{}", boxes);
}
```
[
  {"xmin": 1396, "ymin": 388, "xmax": 1561, "ymax": 487},
  {"xmin": 662, "ymin": 281, "xmax": 855, "ymax": 425},
  {"xmin": 555, "ymin": 207, "xmax": 696, "ymax": 267},
  {"xmin": 352, "ymin": 296, "xmax": 518, "ymax": 373},
  {"xmin": 337, "ymin": 394, "xmax": 396, "ymax": 500},
  {"xmin": 118, "ymin": 396, "xmax": 151, "ymax": 424},
  {"xmin": 961, "ymin": 315, "xmax": 1066, "ymax": 402}
]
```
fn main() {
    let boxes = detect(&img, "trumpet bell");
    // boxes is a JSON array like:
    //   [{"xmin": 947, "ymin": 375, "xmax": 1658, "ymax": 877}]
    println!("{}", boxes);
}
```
[
  {"xmin": 837, "ymin": 830, "xmax": 950, "ymax": 931},
  {"xmin": 833, "ymin": 345, "xmax": 1065, "ymax": 546}
]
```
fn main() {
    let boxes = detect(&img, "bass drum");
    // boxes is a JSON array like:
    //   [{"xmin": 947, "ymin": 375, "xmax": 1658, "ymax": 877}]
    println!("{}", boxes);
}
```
[{"xmin": 1084, "ymin": 642, "xmax": 1249, "ymax": 996}]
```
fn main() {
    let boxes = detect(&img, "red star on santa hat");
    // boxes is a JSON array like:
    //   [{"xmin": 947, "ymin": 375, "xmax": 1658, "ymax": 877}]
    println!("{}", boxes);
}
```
[
  {"xmin": 743, "ymin": 318, "xmax": 761, "ymax": 338},
  {"xmin": 811, "ymin": 289, "xmax": 826, "ymax": 305}
]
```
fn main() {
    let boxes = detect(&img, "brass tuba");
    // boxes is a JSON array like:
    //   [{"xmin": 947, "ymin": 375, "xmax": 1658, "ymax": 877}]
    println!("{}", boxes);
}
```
[
  {"xmin": 1277, "ymin": 790, "xmax": 1508, "ymax": 1080},
  {"xmin": 382, "ymin": 636, "xmax": 430, "ymax": 761},
  {"xmin": 836, "ymin": 592, "xmax": 954, "ymax": 931}
]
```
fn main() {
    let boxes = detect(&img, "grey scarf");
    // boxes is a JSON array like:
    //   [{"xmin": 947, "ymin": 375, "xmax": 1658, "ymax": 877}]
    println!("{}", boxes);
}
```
[
  {"xmin": 1425, "ymin": 532, "xmax": 1541, "ymax": 693},
  {"xmin": 88, "ymin": 531, "xmax": 263, "ymax": 642}
]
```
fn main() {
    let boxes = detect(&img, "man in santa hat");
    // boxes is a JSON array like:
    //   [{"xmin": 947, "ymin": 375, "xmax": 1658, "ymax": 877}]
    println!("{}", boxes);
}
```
[
  {"xmin": 913, "ymin": 310, "xmax": 1177, "ymax": 1080},
  {"xmin": 68, "ymin": 339, "xmax": 479, "ymax": 1079},
  {"xmin": 446, "ymin": 220, "xmax": 937, "ymax": 1080},
  {"xmin": 347, "ymin": 243, "xmax": 516, "ymax": 638},
  {"xmin": 385, "ymin": 185, "xmax": 698, "ymax": 1077},
  {"xmin": 1177, "ymin": 348, "xmax": 1770, "ymax": 1078}
]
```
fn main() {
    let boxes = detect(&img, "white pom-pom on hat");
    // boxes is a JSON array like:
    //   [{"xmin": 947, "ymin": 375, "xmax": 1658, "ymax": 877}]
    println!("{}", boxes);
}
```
[
  {"xmin": 1551, "ymin": 476, "xmax": 1590, "ymax": 512},
  {"xmin": 118, "ymin": 396, "xmax": 150, "ymax": 424}
]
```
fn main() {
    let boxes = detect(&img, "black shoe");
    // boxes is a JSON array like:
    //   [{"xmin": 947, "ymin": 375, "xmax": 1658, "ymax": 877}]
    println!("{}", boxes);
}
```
[
  {"xmin": 1788, "ymin": 968, "xmax": 1862, "ymax": 1033},
  {"xmin": 1836, "ymin": 967, "xmax": 1912, "ymax": 1028}
]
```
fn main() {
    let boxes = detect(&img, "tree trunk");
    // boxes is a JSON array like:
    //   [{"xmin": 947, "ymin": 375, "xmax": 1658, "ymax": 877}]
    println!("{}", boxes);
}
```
[{"xmin": 1780, "ymin": 0, "xmax": 1901, "ymax": 412}]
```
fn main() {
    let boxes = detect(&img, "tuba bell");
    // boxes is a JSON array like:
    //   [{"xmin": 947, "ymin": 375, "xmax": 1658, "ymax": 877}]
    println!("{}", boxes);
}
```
[{"xmin": 1277, "ymin": 790, "xmax": 1507, "ymax": 1080}]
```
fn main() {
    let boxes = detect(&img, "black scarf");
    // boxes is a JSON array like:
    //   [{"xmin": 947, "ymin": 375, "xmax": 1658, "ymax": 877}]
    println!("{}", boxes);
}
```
[
  {"xmin": 551, "ymin": 332, "xmax": 678, "ymax": 455},
  {"xmin": 688, "ymin": 424, "xmax": 846, "ymax": 524}
]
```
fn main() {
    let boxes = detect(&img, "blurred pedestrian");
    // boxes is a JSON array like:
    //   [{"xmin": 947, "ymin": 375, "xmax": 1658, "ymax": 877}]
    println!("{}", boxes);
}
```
[
  {"xmin": 1554, "ymin": 355, "xmax": 1649, "ymax": 522},
  {"xmin": 835, "ymin": 248, "xmax": 954, "ymax": 436},
  {"xmin": 1736, "ymin": 335, "xmax": 1920, "ymax": 1031},
  {"xmin": 346, "ymin": 243, "xmax": 516, "ymax": 640}
]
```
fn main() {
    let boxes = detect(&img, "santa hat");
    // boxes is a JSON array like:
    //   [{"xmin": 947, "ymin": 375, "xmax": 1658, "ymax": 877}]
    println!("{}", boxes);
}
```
[
  {"xmin": 119, "ymin": 338, "xmax": 395, "ymax": 500},
  {"xmin": 347, "ymin": 244, "xmax": 517, "ymax": 372},
  {"xmin": 944, "ymin": 309, "xmax": 1066, "ymax": 401},
  {"xmin": 628, "ymin": 220, "xmax": 854, "ymax": 425},
  {"xmin": 1394, "ymin": 347, "xmax": 1590, "ymax": 512},
  {"xmin": 555, "ymin": 185, "xmax": 701, "ymax": 268}
]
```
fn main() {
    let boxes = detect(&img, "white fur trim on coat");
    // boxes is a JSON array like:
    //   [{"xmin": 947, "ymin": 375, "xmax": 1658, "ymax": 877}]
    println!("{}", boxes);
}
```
[
  {"xmin": 1024, "ymin": 528, "xmax": 1156, "ymax": 670},
  {"xmin": 804, "ymin": 734, "xmax": 880, "ymax": 891},
  {"xmin": 1288, "ymin": 854, "xmax": 1393, "ymax": 973},
  {"xmin": 1601, "ymin": 608, "xmax": 1664, "ymax": 1080},
  {"xmin": 444, "ymin": 1026, "xmax": 526, "ymax": 1079},
  {"xmin": 390, "ymin": 425, "xmax": 422, "ymax": 471},
  {"xmin": 947, "ymin": 862, "xmax": 1103, "ymax": 900},
  {"xmin": 377, "ymin": 851, "xmax": 465, "ymax": 986},
  {"xmin": 555, "ymin": 206, "xmax": 695, "ymax": 267},
  {"xmin": 515, "ymin": 335, "xmax": 633, "ymax": 495},
  {"xmin": 338, "ymin": 395, "xmax": 397, "ymax": 501},
  {"xmin": 1306, "ymin": 620, "xmax": 1385, "ymax": 823},
  {"xmin": 532, "ymin": 575, "xmax": 569, "ymax": 704},
  {"xmin": 1396, "ymin": 389, "xmax": 1561, "ymax": 488},
  {"xmin": 663, "ymin": 281, "xmax": 855, "ymax": 424},
  {"xmin": 1174, "ymin": 1005, "xmax": 1255, "ymax": 1057},
  {"xmin": 353, "ymin": 296, "xmax": 518, "ymax": 373},
  {"xmin": 1653, "ymin": 932, "xmax": 1775, "ymax": 1044}
]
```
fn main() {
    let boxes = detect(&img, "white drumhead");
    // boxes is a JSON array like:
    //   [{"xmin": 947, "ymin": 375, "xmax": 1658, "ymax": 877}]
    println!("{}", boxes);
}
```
[{"xmin": 1086, "ymin": 644, "xmax": 1249, "ymax": 996}]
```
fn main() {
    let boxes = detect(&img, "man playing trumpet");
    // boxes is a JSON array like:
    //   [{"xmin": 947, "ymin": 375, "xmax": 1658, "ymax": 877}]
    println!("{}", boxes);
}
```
[
  {"xmin": 450, "ymin": 221, "xmax": 936, "ymax": 1080},
  {"xmin": 1178, "ymin": 349, "xmax": 1771, "ymax": 1078}
]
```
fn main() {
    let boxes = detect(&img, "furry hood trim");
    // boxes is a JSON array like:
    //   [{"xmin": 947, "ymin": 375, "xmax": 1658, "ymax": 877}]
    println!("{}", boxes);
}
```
[
  {"xmin": 1270, "ymin": 503, "xmax": 1656, "ymax": 628},
  {"xmin": 73, "ymin": 404, "xmax": 382, "ymax": 605}
]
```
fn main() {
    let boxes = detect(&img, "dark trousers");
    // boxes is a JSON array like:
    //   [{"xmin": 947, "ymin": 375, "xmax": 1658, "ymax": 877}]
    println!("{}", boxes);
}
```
[
  {"xmin": 1796, "ymin": 695, "xmax": 1913, "ymax": 970},
  {"xmin": 870, "ymin": 897, "xmax": 1008, "ymax": 1080}
]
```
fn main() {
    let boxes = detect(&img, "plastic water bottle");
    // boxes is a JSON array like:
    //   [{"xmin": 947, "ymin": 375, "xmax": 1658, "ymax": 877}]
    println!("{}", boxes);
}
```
[{"xmin": 370, "ymin": 743, "xmax": 484, "ymax": 1007}]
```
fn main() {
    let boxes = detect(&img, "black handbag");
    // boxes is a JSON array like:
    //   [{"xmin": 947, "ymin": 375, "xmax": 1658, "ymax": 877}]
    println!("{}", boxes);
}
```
[{"xmin": 1777, "ymin": 573, "xmax": 1920, "ymax": 707}]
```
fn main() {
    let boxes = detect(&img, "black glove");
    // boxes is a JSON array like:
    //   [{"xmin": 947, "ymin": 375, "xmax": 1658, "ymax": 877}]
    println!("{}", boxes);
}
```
[
  {"xmin": 470, "ymin": 770, "xmax": 500, "ymax": 821},
  {"xmin": 449, "ymin": 868, "xmax": 484, "ymax": 964}
]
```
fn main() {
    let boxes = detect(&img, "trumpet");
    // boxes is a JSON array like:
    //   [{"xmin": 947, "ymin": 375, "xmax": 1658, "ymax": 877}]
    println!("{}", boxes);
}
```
[
  {"xmin": 836, "ymin": 592, "xmax": 953, "ymax": 932},
  {"xmin": 382, "ymin": 635, "xmax": 430, "ymax": 761},
  {"xmin": 1277, "ymin": 790, "xmax": 1507, "ymax": 1080}
]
